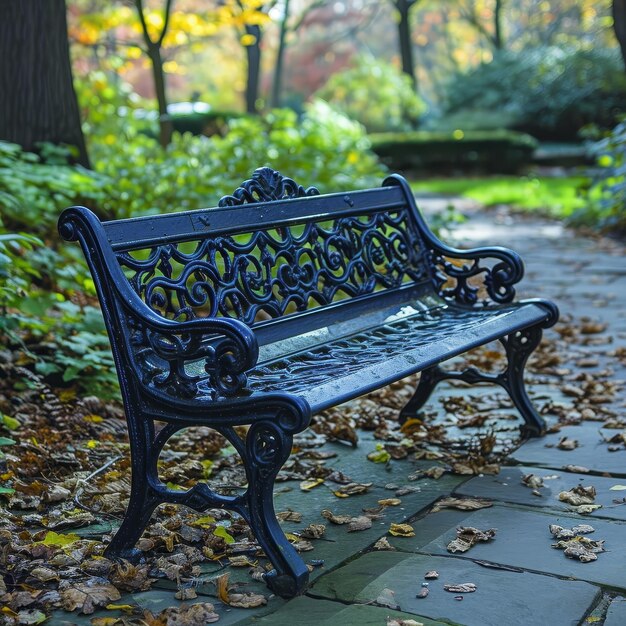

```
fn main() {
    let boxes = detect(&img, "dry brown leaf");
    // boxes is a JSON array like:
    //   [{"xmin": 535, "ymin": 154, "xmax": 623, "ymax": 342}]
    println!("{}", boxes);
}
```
[
  {"xmin": 447, "ymin": 527, "xmax": 496, "ymax": 553},
  {"xmin": 558, "ymin": 485, "xmax": 596, "ymax": 506},
  {"xmin": 557, "ymin": 437, "xmax": 579, "ymax": 451},
  {"xmin": 375, "ymin": 587, "xmax": 399, "ymax": 609},
  {"xmin": 522, "ymin": 474, "xmax": 544, "ymax": 490},
  {"xmin": 373, "ymin": 537, "xmax": 395, "ymax": 551},
  {"xmin": 424, "ymin": 570, "xmax": 439, "ymax": 579},
  {"xmin": 227, "ymin": 592, "xmax": 267, "ymax": 609},
  {"xmin": 276, "ymin": 510, "xmax": 302, "ymax": 523},
  {"xmin": 378, "ymin": 498, "xmax": 402, "ymax": 507},
  {"xmin": 60, "ymin": 579, "xmax": 121, "ymax": 614},
  {"xmin": 431, "ymin": 497, "xmax": 493, "ymax": 513},
  {"xmin": 333, "ymin": 482, "xmax": 372, "ymax": 498},
  {"xmin": 321, "ymin": 509, "xmax": 352, "ymax": 525},
  {"xmin": 347, "ymin": 516, "xmax": 372, "ymax": 532},
  {"xmin": 443, "ymin": 582, "xmax": 477, "ymax": 593},
  {"xmin": 300, "ymin": 524, "xmax": 326, "ymax": 539}
]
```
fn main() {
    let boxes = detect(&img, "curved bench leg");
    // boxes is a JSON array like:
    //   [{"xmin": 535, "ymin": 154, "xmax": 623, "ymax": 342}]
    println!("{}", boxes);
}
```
[
  {"xmin": 104, "ymin": 416, "xmax": 161, "ymax": 562},
  {"xmin": 399, "ymin": 365, "xmax": 447, "ymax": 424},
  {"xmin": 500, "ymin": 325, "xmax": 546, "ymax": 437},
  {"xmin": 399, "ymin": 325, "xmax": 546, "ymax": 437},
  {"xmin": 241, "ymin": 421, "xmax": 309, "ymax": 598}
]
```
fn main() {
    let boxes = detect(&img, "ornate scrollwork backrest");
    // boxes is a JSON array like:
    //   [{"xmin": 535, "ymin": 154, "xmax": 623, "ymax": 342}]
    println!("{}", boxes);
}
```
[
  {"xmin": 115, "ymin": 170, "xmax": 430, "ymax": 326},
  {"xmin": 218, "ymin": 167, "xmax": 320, "ymax": 206}
]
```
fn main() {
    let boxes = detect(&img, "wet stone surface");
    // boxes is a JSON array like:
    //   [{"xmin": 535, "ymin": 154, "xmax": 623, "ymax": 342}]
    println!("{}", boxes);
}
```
[
  {"xmin": 604, "ymin": 596, "xmax": 626, "ymax": 626},
  {"xmin": 412, "ymin": 504, "xmax": 626, "ymax": 591},
  {"xmin": 308, "ymin": 551, "xmax": 599, "ymax": 626},
  {"xmin": 454, "ymin": 465, "xmax": 626, "ymax": 521}
]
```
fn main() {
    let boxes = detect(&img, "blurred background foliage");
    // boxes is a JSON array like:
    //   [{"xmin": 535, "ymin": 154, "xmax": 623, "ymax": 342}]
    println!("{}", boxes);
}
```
[{"xmin": 1, "ymin": 0, "xmax": 625, "ymax": 397}]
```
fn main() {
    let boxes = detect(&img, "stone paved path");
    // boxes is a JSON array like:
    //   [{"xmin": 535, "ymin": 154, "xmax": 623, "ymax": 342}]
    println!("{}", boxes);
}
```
[{"xmin": 57, "ymin": 200, "xmax": 626, "ymax": 626}]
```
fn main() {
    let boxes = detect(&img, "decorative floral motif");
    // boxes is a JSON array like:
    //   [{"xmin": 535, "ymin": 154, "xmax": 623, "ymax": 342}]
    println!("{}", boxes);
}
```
[
  {"xmin": 218, "ymin": 167, "xmax": 320, "ymax": 206},
  {"xmin": 117, "ymin": 209, "xmax": 428, "ymax": 326}
]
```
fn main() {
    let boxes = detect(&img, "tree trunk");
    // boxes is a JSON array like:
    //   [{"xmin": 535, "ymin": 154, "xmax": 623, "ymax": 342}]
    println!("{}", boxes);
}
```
[
  {"xmin": 0, "ymin": 0, "xmax": 90, "ymax": 167},
  {"xmin": 245, "ymin": 24, "xmax": 263, "ymax": 114},
  {"xmin": 396, "ymin": 1, "xmax": 416, "ymax": 89},
  {"xmin": 271, "ymin": 0, "xmax": 290, "ymax": 108},
  {"xmin": 614, "ymin": 0, "xmax": 626, "ymax": 73},
  {"xmin": 148, "ymin": 44, "xmax": 173, "ymax": 148},
  {"xmin": 494, "ymin": 0, "xmax": 504, "ymax": 50}
]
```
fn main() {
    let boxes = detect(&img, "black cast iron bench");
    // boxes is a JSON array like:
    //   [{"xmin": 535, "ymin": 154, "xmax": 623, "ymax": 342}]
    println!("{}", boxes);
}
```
[{"xmin": 58, "ymin": 168, "xmax": 558, "ymax": 597}]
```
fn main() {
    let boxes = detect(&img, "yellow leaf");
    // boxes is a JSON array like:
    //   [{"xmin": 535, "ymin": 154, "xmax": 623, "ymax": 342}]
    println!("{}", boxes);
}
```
[
  {"xmin": 213, "ymin": 525, "xmax": 235, "ymax": 544},
  {"xmin": 191, "ymin": 515, "xmax": 216, "ymax": 528},
  {"xmin": 39, "ymin": 531, "xmax": 80, "ymax": 547},
  {"xmin": 87, "ymin": 439, "xmax": 99, "ymax": 449},
  {"xmin": 106, "ymin": 604, "xmax": 135, "ymax": 612},
  {"xmin": 388, "ymin": 523, "xmax": 415, "ymax": 537},
  {"xmin": 83, "ymin": 414, "xmax": 103, "ymax": 423},
  {"xmin": 367, "ymin": 445, "xmax": 391, "ymax": 464},
  {"xmin": 400, "ymin": 418, "xmax": 423, "ymax": 435},
  {"xmin": 333, "ymin": 491, "xmax": 349, "ymax": 498},
  {"xmin": 300, "ymin": 478, "xmax": 324, "ymax": 491}
]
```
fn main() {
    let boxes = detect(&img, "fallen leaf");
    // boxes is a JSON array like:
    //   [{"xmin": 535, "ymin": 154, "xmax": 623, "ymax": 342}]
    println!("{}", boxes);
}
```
[
  {"xmin": 228, "ymin": 592, "xmax": 267, "ymax": 609},
  {"xmin": 333, "ymin": 482, "xmax": 372, "ymax": 498},
  {"xmin": 557, "ymin": 437, "xmax": 579, "ymax": 451},
  {"xmin": 373, "ymin": 537, "xmax": 395, "ymax": 550},
  {"xmin": 609, "ymin": 485, "xmax": 626, "ymax": 491},
  {"xmin": 431, "ymin": 497, "xmax": 493, "ymax": 513},
  {"xmin": 300, "ymin": 478, "xmax": 325, "ymax": 491},
  {"xmin": 558, "ymin": 485, "xmax": 596, "ymax": 506},
  {"xmin": 447, "ymin": 527, "xmax": 496, "ymax": 553},
  {"xmin": 563, "ymin": 465, "xmax": 590, "ymax": 473},
  {"xmin": 378, "ymin": 498, "xmax": 401, "ymax": 506},
  {"xmin": 522, "ymin": 474, "xmax": 544, "ymax": 490},
  {"xmin": 300, "ymin": 524, "xmax": 326, "ymax": 539},
  {"xmin": 424, "ymin": 570, "xmax": 439, "ymax": 579},
  {"xmin": 276, "ymin": 510, "xmax": 302, "ymax": 522},
  {"xmin": 375, "ymin": 587, "xmax": 399, "ymax": 609},
  {"xmin": 388, "ymin": 523, "xmax": 415, "ymax": 537},
  {"xmin": 321, "ymin": 509, "xmax": 352, "ymax": 524},
  {"xmin": 387, "ymin": 619, "xmax": 424, "ymax": 626},
  {"xmin": 443, "ymin": 582, "xmax": 477, "ymax": 593},
  {"xmin": 61, "ymin": 579, "xmax": 121, "ymax": 614},
  {"xmin": 347, "ymin": 516, "xmax": 372, "ymax": 532},
  {"xmin": 416, "ymin": 587, "xmax": 429, "ymax": 599}
]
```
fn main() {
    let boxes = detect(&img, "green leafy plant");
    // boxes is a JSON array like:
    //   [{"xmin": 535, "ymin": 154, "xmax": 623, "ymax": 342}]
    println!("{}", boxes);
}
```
[
  {"xmin": 443, "ymin": 47, "xmax": 626, "ymax": 140},
  {"xmin": 575, "ymin": 121, "xmax": 626, "ymax": 232},
  {"xmin": 315, "ymin": 56, "xmax": 426, "ymax": 133}
]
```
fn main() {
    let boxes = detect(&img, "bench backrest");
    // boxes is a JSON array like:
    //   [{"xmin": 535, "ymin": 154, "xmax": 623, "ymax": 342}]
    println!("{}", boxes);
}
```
[{"xmin": 102, "ymin": 169, "xmax": 436, "ymax": 340}]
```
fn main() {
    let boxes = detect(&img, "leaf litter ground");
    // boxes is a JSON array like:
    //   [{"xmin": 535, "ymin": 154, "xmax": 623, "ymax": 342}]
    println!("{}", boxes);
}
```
[{"xmin": 0, "ymin": 311, "xmax": 623, "ymax": 624}]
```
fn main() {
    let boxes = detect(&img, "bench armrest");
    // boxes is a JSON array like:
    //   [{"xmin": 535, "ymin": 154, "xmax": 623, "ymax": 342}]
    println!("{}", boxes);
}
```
[
  {"xmin": 384, "ymin": 174, "xmax": 524, "ymax": 306},
  {"xmin": 128, "ymin": 310, "xmax": 259, "ymax": 398},
  {"xmin": 59, "ymin": 206, "xmax": 259, "ymax": 398},
  {"xmin": 428, "ymin": 243, "xmax": 524, "ymax": 306}
]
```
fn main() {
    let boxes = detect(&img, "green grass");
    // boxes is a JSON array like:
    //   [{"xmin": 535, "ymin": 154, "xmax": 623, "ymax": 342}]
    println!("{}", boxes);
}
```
[{"xmin": 410, "ymin": 175, "xmax": 590, "ymax": 219}]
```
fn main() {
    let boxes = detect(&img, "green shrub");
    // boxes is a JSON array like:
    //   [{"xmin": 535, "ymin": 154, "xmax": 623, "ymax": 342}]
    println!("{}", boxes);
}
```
[
  {"xmin": 90, "ymin": 100, "xmax": 385, "ymax": 218},
  {"xmin": 369, "ymin": 130, "xmax": 538, "ymax": 173},
  {"xmin": 574, "ymin": 121, "xmax": 626, "ymax": 232},
  {"xmin": 443, "ymin": 47, "xmax": 626, "ymax": 140},
  {"xmin": 315, "ymin": 56, "xmax": 426, "ymax": 133}
]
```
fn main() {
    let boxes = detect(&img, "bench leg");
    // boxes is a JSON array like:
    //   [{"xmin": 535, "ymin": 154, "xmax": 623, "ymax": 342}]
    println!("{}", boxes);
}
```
[
  {"xmin": 399, "ymin": 325, "xmax": 546, "ymax": 437},
  {"xmin": 399, "ymin": 365, "xmax": 446, "ymax": 424},
  {"xmin": 500, "ymin": 325, "xmax": 546, "ymax": 437},
  {"xmin": 236, "ymin": 421, "xmax": 309, "ymax": 598},
  {"xmin": 104, "ymin": 416, "xmax": 161, "ymax": 562}
]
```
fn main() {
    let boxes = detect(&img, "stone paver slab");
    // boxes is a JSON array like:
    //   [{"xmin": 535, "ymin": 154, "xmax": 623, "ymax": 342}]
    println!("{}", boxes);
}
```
[
  {"xmin": 309, "ymin": 551, "xmax": 599, "ymax": 626},
  {"xmin": 249, "ymin": 596, "xmax": 448, "ymax": 626},
  {"xmin": 454, "ymin": 466, "xmax": 626, "ymax": 521},
  {"xmin": 511, "ymin": 425, "xmax": 626, "ymax": 476},
  {"xmin": 414, "ymin": 504, "xmax": 626, "ymax": 591},
  {"xmin": 604, "ymin": 596, "xmax": 626, "ymax": 626}
]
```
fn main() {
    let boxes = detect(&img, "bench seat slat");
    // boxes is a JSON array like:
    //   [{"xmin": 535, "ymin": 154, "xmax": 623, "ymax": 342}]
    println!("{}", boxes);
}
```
[{"xmin": 191, "ymin": 301, "xmax": 550, "ymax": 412}]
